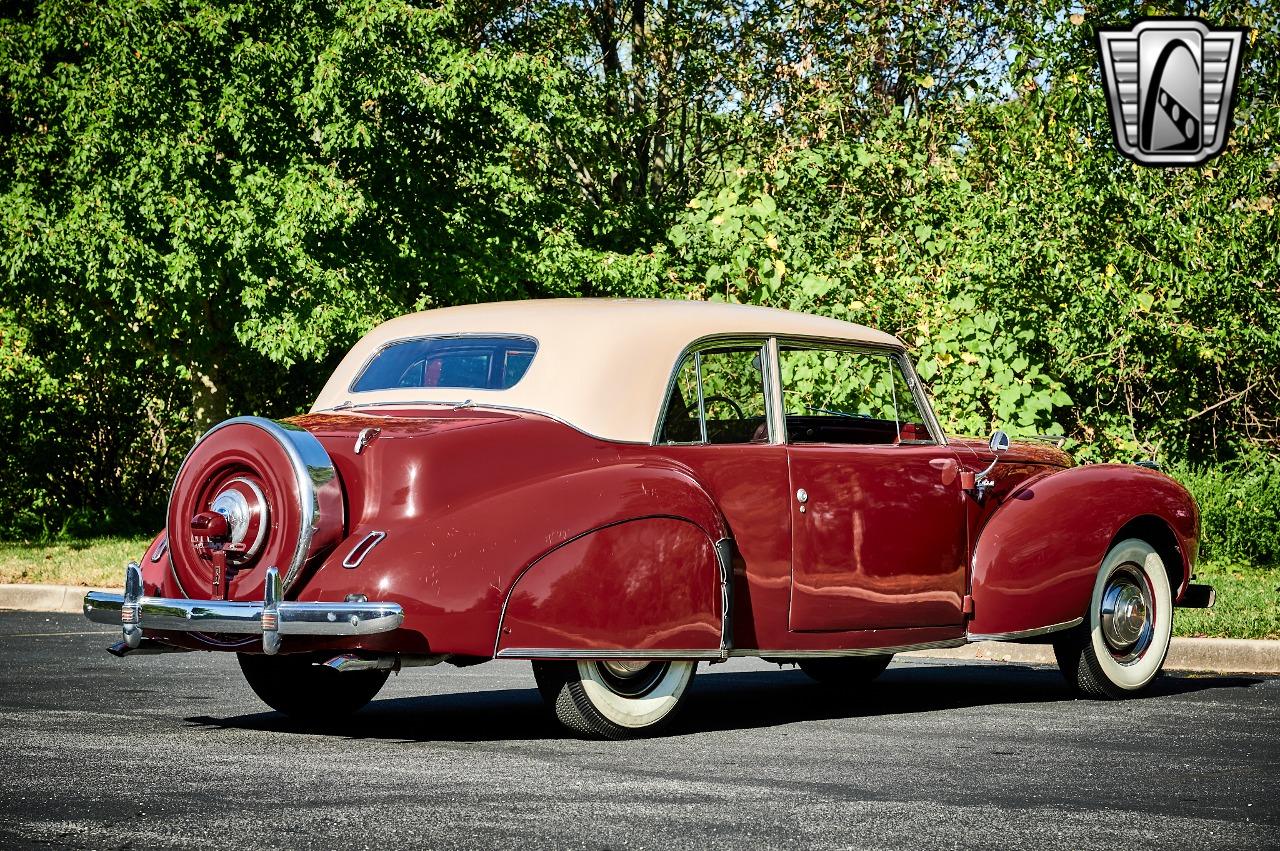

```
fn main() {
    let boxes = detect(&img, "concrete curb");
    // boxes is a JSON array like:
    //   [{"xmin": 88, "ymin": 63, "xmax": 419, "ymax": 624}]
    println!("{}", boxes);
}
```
[
  {"xmin": 0, "ymin": 583, "xmax": 119, "ymax": 615},
  {"xmin": 901, "ymin": 637, "xmax": 1280, "ymax": 676},
  {"xmin": 1, "ymin": 583, "xmax": 1276, "ymax": 675}
]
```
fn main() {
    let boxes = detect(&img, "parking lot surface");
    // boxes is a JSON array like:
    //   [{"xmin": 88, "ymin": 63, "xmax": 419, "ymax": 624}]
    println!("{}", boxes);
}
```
[{"xmin": 1, "ymin": 611, "xmax": 1276, "ymax": 850}]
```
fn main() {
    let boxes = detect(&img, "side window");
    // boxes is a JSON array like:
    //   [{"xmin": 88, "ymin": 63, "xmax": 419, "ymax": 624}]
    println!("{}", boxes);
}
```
[
  {"xmin": 659, "ymin": 345, "xmax": 769, "ymax": 445},
  {"xmin": 779, "ymin": 346, "xmax": 932, "ymax": 445}
]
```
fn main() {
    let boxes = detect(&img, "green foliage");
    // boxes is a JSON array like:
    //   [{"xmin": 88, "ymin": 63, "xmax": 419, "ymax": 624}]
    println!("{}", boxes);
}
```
[
  {"xmin": 1, "ymin": 0, "xmax": 1278, "ymax": 554},
  {"xmin": 1172, "ymin": 457, "xmax": 1280, "ymax": 568}
]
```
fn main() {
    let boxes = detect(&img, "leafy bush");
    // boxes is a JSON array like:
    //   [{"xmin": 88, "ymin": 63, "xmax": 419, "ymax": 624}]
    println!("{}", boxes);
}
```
[
  {"xmin": 1, "ymin": 0, "xmax": 1277, "ymax": 554},
  {"xmin": 1172, "ymin": 457, "xmax": 1280, "ymax": 568}
]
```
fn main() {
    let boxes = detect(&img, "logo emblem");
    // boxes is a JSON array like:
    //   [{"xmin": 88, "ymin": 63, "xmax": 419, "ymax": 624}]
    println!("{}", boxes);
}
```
[{"xmin": 1097, "ymin": 18, "xmax": 1246, "ymax": 166}]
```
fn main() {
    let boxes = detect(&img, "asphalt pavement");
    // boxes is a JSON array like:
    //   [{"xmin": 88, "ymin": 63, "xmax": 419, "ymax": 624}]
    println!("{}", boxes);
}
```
[{"xmin": 1, "ymin": 610, "xmax": 1276, "ymax": 850}]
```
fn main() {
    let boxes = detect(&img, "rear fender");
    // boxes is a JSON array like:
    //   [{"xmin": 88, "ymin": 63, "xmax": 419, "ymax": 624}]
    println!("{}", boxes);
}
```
[
  {"xmin": 138, "ymin": 532, "xmax": 174, "ymax": 596},
  {"xmin": 298, "ymin": 460, "xmax": 729, "ymax": 657},
  {"xmin": 967, "ymin": 465, "xmax": 1198, "ymax": 639},
  {"xmin": 494, "ymin": 516, "xmax": 724, "ymax": 658}
]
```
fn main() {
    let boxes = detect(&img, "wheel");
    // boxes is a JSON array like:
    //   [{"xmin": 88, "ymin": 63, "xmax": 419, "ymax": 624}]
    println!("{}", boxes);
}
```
[
  {"xmin": 531, "ymin": 659, "xmax": 697, "ymax": 739},
  {"xmin": 798, "ymin": 655, "xmax": 893, "ymax": 685},
  {"xmin": 1053, "ymin": 537, "xmax": 1173, "ymax": 699},
  {"xmin": 238, "ymin": 653, "xmax": 389, "ymax": 721}
]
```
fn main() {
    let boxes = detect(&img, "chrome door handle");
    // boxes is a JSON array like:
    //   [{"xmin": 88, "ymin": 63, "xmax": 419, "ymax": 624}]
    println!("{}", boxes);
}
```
[{"xmin": 796, "ymin": 489, "xmax": 808, "ymax": 513}]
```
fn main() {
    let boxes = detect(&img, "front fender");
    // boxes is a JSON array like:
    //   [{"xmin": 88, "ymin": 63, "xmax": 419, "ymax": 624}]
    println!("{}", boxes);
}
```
[{"xmin": 967, "ymin": 464, "xmax": 1198, "ymax": 638}]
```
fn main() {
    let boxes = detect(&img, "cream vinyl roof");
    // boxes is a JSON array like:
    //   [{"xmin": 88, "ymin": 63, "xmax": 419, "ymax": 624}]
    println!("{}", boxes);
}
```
[{"xmin": 312, "ymin": 298, "xmax": 904, "ymax": 443}]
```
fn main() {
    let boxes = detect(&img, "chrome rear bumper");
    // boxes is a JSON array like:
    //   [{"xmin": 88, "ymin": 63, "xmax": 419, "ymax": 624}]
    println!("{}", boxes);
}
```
[{"xmin": 85, "ymin": 562, "xmax": 404, "ymax": 654}]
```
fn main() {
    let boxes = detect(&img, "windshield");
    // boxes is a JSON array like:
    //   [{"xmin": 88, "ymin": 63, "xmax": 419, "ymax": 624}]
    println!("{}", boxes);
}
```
[{"xmin": 350, "ymin": 336, "xmax": 538, "ymax": 392}]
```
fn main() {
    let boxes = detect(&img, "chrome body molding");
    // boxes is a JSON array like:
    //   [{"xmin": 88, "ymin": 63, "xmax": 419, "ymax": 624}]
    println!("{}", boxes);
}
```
[
  {"xmin": 966, "ymin": 617, "xmax": 1083, "ymax": 643},
  {"xmin": 85, "ymin": 590, "xmax": 403, "ymax": 639},
  {"xmin": 731, "ymin": 637, "xmax": 968, "ymax": 659},
  {"xmin": 342, "ymin": 531, "xmax": 387, "ymax": 569},
  {"xmin": 496, "ymin": 648, "xmax": 718, "ymax": 661},
  {"xmin": 496, "ymin": 637, "xmax": 971, "ymax": 661}
]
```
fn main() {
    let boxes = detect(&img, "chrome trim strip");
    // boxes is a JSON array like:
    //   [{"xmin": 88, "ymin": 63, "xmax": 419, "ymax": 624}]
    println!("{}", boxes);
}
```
[
  {"xmin": 967, "ymin": 618, "xmax": 1083, "ymax": 642},
  {"xmin": 495, "ymin": 648, "xmax": 716, "ymax": 661},
  {"xmin": 149, "ymin": 536, "xmax": 168, "ymax": 563},
  {"xmin": 497, "ymin": 637, "xmax": 971, "ymax": 661},
  {"xmin": 693, "ymin": 351, "xmax": 709, "ymax": 443},
  {"xmin": 342, "ymin": 531, "xmax": 387, "ymax": 569},
  {"xmin": 314, "ymin": 400, "xmax": 652, "ymax": 447},
  {"xmin": 84, "ymin": 592, "xmax": 404, "ymax": 637},
  {"xmin": 714, "ymin": 537, "xmax": 734, "ymax": 653},
  {"xmin": 730, "ymin": 637, "xmax": 968, "ymax": 659},
  {"xmin": 895, "ymin": 349, "xmax": 948, "ymax": 446},
  {"xmin": 765, "ymin": 337, "xmax": 786, "ymax": 443},
  {"xmin": 771, "ymin": 336, "xmax": 946, "ymax": 446},
  {"xmin": 651, "ymin": 334, "xmax": 775, "ymax": 445}
]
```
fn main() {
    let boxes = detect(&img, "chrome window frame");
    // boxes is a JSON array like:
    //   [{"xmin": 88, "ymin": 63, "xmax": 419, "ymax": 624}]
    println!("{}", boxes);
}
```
[
  {"xmin": 346, "ymin": 332, "xmax": 541, "ymax": 395},
  {"xmin": 771, "ymin": 337, "xmax": 948, "ymax": 447},
  {"xmin": 651, "ymin": 336, "xmax": 780, "ymax": 446}
]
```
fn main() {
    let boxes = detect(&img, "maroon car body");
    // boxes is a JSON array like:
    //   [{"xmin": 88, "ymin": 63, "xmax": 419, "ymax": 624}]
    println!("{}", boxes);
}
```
[{"xmin": 86, "ymin": 299, "xmax": 1210, "ymax": 737}]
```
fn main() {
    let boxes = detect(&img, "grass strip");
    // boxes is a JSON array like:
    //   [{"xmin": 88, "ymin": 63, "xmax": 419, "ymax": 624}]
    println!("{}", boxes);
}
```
[{"xmin": 0, "ymin": 536, "xmax": 151, "ymax": 588}]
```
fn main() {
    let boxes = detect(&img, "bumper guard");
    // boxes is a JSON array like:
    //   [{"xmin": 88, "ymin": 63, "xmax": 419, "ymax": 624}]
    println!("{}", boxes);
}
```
[{"xmin": 84, "ymin": 562, "xmax": 404, "ymax": 655}]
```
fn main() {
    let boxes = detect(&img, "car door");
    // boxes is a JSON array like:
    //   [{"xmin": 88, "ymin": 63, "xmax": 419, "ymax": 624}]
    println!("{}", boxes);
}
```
[{"xmin": 780, "ymin": 343, "xmax": 968, "ymax": 631}]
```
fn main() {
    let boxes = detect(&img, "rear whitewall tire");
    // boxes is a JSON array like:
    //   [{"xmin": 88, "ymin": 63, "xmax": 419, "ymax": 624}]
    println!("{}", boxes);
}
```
[{"xmin": 532, "ymin": 660, "xmax": 697, "ymax": 739}]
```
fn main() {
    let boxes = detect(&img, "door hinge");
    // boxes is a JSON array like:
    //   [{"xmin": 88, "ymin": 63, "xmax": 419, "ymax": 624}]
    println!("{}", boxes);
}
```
[{"xmin": 962, "ymin": 594, "xmax": 975, "ymax": 618}]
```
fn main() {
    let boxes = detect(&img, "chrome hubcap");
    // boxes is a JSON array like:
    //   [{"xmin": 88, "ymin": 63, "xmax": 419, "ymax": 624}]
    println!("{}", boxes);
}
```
[
  {"xmin": 600, "ymin": 660, "xmax": 654, "ymax": 678},
  {"xmin": 1100, "ymin": 565, "xmax": 1154, "ymax": 662},
  {"xmin": 209, "ymin": 477, "xmax": 269, "ymax": 560},
  {"xmin": 595, "ymin": 660, "xmax": 668, "ymax": 697}
]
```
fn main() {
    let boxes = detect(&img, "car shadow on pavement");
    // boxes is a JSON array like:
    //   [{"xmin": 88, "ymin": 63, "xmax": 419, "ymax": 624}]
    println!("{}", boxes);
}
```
[
  {"xmin": 184, "ymin": 661, "xmax": 1263, "ymax": 742},
  {"xmin": 675, "ymin": 663, "xmax": 1262, "ymax": 735}
]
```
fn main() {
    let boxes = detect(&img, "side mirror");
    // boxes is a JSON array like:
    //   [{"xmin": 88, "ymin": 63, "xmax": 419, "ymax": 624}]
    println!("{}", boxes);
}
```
[
  {"xmin": 965, "ymin": 429, "xmax": 1010, "ymax": 503},
  {"xmin": 989, "ymin": 429, "xmax": 1010, "ymax": 454}
]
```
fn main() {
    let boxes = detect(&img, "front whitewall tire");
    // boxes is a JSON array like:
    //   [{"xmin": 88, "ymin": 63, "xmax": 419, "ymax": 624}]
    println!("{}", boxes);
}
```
[
  {"xmin": 1055, "ymin": 537, "xmax": 1174, "ymax": 698},
  {"xmin": 1088, "ymin": 539, "xmax": 1172, "ymax": 690}
]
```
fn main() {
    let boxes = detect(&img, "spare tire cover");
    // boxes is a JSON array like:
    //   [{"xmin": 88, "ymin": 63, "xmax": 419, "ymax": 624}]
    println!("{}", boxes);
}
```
[{"xmin": 167, "ymin": 416, "xmax": 344, "ymax": 601}]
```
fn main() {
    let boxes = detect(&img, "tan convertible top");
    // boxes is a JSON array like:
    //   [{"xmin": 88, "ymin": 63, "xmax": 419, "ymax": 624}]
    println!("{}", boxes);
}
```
[{"xmin": 312, "ymin": 298, "xmax": 904, "ymax": 443}]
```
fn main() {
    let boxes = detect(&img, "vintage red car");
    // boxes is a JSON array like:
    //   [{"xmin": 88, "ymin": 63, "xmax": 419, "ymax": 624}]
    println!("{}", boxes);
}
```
[{"xmin": 86, "ymin": 299, "xmax": 1213, "ymax": 738}]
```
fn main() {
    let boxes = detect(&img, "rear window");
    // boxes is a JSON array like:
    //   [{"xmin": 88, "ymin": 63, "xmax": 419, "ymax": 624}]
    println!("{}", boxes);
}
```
[{"xmin": 351, "ymin": 336, "xmax": 537, "ymax": 392}]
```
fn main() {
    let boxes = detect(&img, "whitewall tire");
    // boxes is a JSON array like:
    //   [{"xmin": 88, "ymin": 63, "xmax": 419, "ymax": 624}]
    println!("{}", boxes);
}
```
[
  {"xmin": 532, "ymin": 659, "xmax": 697, "ymax": 739},
  {"xmin": 1054, "ymin": 538, "xmax": 1173, "ymax": 698}
]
